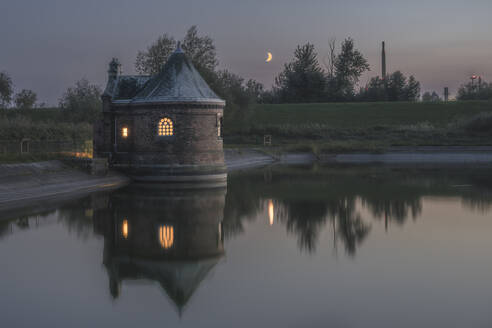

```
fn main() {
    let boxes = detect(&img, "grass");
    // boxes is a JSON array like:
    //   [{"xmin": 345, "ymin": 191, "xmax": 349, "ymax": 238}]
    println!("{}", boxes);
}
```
[
  {"xmin": 0, "ymin": 153, "xmax": 70, "ymax": 164},
  {"xmin": 224, "ymin": 100, "xmax": 492, "ymax": 152},
  {"xmin": 228, "ymin": 101, "xmax": 492, "ymax": 129}
]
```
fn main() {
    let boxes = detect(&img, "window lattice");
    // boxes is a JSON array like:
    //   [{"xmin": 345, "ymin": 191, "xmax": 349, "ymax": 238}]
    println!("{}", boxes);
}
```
[{"xmin": 158, "ymin": 118, "xmax": 173, "ymax": 136}]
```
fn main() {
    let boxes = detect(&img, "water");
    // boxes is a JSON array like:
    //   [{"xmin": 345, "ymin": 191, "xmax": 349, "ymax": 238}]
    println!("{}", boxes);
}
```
[{"xmin": 1, "ymin": 165, "xmax": 492, "ymax": 327}]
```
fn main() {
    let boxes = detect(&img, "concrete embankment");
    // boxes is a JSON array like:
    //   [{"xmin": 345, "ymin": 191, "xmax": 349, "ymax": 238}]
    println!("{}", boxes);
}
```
[
  {"xmin": 319, "ymin": 146, "xmax": 492, "ymax": 167},
  {"xmin": 0, "ymin": 161, "xmax": 130, "ymax": 214},
  {"xmin": 224, "ymin": 149, "xmax": 275, "ymax": 171},
  {"xmin": 227, "ymin": 146, "xmax": 492, "ymax": 168}
]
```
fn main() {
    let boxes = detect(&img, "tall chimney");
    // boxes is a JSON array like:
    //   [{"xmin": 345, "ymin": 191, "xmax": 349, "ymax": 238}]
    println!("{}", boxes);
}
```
[{"xmin": 381, "ymin": 41, "xmax": 387, "ymax": 79}]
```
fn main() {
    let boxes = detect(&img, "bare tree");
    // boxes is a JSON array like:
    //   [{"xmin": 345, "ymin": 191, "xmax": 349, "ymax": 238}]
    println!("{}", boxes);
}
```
[{"xmin": 322, "ymin": 38, "xmax": 337, "ymax": 78}]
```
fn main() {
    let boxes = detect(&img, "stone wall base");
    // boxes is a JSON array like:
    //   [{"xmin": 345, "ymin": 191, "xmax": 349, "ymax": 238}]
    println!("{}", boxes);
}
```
[{"xmin": 113, "ymin": 163, "xmax": 227, "ymax": 188}]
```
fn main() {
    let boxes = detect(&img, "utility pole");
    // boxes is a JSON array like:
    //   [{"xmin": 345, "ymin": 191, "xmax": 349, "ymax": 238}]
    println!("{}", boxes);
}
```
[{"xmin": 444, "ymin": 87, "xmax": 449, "ymax": 102}]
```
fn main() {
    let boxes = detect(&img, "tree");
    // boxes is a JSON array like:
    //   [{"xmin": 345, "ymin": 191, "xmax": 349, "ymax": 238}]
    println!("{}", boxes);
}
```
[
  {"xmin": 422, "ymin": 91, "xmax": 440, "ymax": 102},
  {"xmin": 405, "ymin": 75, "xmax": 421, "ymax": 101},
  {"xmin": 322, "ymin": 38, "xmax": 337, "ymax": 78},
  {"xmin": 181, "ymin": 25, "xmax": 218, "ymax": 75},
  {"xmin": 213, "ymin": 70, "xmax": 251, "ymax": 109},
  {"xmin": 359, "ymin": 76, "xmax": 386, "ymax": 102},
  {"xmin": 457, "ymin": 80, "xmax": 492, "ymax": 100},
  {"xmin": 135, "ymin": 26, "xmax": 218, "ymax": 77},
  {"xmin": 387, "ymin": 71, "xmax": 407, "ymax": 101},
  {"xmin": 0, "ymin": 71, "xmax": 13, "ymax": 108},
  {"xmin": 135, "ymin": 34, "xmax": 176, "ymax": 75},
  {"xmin": 274, "ymin": 43, "xmax": 326, "ymax": 103},
  {"xmin": 14, "ymin": 89, "xmax": 37, "ymax": 109},
  {"xmin": 358, "ymin": 71, "xmax": 420, "ymax": 102},
  {"xmin": 59, "ymin": 79, "xmax": 102, "ymax": 122},
  {"xmin": 333, "ymin": 38, "xmax": 370, "ymax": 100},
  {"xmin": 245, "ymin": 79, "xmax": 265, "ymax": 103}
]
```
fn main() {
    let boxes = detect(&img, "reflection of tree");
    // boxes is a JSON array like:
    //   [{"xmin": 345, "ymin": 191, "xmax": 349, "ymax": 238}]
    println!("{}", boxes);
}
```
[
  {"xmin": 280, "ymin": 200, "xmax": 329, "ymax": 252},
  {"xmin": 223, "ymin": 174, "xmax": 263, "ymax": 238},
  {"xmin": 362, "ymin": 199, "xmax": 422, "ymax": 225},
  {"xmin": 56, "ymin": 195, "xmax": 97, "ymax": 241},
  {"xmin": 264, "ymin": 195, "xmax": 371, "ymax": 255},
  {"xmin": 461, "ymin": 187, "xmax": 492, "ymax": 214},
  {"xmin": 327, "ymin": 198, "xmax": 371, "ymax": 256},
  {"xmin": 224, "ymin": 166, "xmax": 492, "ymax": 256},
  {"xmin": 0, "ymin": 210, "xmax": 56, "ymax": 240}
]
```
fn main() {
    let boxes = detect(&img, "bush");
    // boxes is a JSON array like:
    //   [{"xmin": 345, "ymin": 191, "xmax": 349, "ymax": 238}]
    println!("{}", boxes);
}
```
[
  {"xmin": 460, "ymin": 112, "xmax": 492, "ymax": 135},
  {"xmin": 0, "ymin": 116, "xmax": 92, "ymax": 141}
]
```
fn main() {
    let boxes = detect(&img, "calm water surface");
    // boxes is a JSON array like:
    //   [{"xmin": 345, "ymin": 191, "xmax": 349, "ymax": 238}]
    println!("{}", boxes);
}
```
[{"xmin": 1, "ymin": 166, "xmax": 492, "ymax": 327}]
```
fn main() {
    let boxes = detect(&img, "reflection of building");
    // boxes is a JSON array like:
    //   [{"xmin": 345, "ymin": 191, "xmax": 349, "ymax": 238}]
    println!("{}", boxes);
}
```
[{"xmin": 93, "ymin": 186, "xmax": 226, "ymax": 313}]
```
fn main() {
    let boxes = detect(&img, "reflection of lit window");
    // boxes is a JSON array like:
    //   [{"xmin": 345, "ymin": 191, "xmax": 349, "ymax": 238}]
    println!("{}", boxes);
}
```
[
  {"xmin": 122, "ymin": 219, "xmax": 129, "ymax": 239},
  {"xmin": 122, "ymin": 127, "xmax": 128, "ymax": 138},
  {"xmin": 268, "ymin": 199, "xmax": 274, "ymax": 226},
  {"xmin": 159, "ymin": 225, "xmax": 174, "ymax": 249},
  {"xmin": 158, "ymin": 118, "xmax": 173, "ymax": 136}
]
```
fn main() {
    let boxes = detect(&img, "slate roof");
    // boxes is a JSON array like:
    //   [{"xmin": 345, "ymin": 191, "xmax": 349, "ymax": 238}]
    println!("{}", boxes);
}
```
[
  {"xmin": 103, "ymin": 75, "xmax": 151, "ymax": 100},
  {"xmin": 105, "ymin": 46, "xmax": 225, "ymax": 106}
]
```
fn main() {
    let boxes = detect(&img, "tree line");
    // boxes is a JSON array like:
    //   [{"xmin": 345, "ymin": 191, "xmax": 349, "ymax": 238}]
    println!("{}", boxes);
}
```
[
  {"xmin": 269, "ymin": 39, "xmax": 420, "ymax": 103},
  {"xmin": 0, "ymin": 72, "xmax": 37, "ymax": 110},
  {"xmin": 1, "ymin": 25, "xmax": 490, "ymax": 124}
]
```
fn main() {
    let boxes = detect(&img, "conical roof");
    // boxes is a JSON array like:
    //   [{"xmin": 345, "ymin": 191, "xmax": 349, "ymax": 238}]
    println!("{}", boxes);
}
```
[{"xmin": 131, "ymin": 45, "xmax": 225, "ymax": 105}]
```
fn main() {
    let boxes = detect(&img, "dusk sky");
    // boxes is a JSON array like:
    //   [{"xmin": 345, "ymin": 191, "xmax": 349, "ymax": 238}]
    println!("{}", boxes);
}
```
[{"xmin": 1, "ymin": 0, "xmax": 491, "ymax": 104}]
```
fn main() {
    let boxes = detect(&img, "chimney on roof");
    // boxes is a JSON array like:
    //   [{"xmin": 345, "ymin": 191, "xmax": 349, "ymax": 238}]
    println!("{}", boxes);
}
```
[
  {"xmin": 381, "ymin": 41, "xmax": 387, "ymax": 79},
  {"xmin": 108, "ymin": 58, "xmax": 120, "ymax": 80}
]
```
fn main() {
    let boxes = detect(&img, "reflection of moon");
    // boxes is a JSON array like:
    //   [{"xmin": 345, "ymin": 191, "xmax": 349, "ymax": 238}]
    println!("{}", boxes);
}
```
[{"xmin": 266, "ymin": 52, "xmax": 273, "ymax": 62}]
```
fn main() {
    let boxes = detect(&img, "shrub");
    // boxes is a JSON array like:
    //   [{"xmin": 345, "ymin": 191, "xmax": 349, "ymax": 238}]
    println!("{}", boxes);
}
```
[{"xmin": 460, "ymin": 112, "xmax": 492, "ymax": 135}]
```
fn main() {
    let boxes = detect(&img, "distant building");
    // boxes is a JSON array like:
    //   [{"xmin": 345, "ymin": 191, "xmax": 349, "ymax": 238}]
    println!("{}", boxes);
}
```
[{"xmin": 94, "ymin": 44, "xmax": 226, "ymax": 185}]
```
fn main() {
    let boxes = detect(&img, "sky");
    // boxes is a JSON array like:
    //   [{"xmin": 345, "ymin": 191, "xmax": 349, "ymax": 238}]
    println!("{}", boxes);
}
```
[{"xmin": 1, "ymin": 0, "xmax": 492, "ymax": 105}]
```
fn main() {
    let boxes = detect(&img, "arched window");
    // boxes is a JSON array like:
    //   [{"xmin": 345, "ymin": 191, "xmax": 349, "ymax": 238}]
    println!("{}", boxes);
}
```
[{"xmin": 158, "ymin": 118, "xmax": 173, "ymax": 136}]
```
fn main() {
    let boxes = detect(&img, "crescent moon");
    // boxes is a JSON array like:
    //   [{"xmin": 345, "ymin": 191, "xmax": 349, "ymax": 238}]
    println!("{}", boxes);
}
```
[{"xmin": 266, "ymin": 52, "xmax": 273, "ymax": 62}]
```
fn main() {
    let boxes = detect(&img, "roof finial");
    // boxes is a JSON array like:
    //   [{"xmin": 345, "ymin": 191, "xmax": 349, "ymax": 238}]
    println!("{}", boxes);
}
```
[{"xmin": 175, "ymin": 41, "xmax": 184, "ymax": 54}]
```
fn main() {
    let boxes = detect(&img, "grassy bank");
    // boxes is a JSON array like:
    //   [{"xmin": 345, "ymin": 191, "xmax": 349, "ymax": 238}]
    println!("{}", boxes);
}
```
[
  {"xmin": 0, "ymin": 109, "xmax": 93, "ymax": 163},
  {"xmin": 224, "ymin": 100, "xmax": 492, "ymax": 152}
]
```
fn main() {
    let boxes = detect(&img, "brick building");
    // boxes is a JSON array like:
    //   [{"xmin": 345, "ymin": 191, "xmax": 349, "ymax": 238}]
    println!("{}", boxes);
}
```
[{"xmin": 94, "ymin": 44, "xmax": 226, "ymax": 185}]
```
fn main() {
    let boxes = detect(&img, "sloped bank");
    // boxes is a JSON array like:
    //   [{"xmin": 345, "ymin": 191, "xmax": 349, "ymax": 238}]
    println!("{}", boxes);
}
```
[{"xmin": 0, "ymin": 161, "xmax": 130, "ymax": 214}]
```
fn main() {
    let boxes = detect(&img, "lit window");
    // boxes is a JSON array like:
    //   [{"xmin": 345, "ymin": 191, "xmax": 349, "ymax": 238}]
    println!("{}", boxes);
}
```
[
  {"xmin": 122, "ymin": 219, "xmax": 129, "ymax": 239},
  {"xmin": 158, "ymin": 118, "xmax": 173, "ymax": 136},
  {"xmin": 159, "ymin": 225, "xmax": 174, "ymax": 249},
  {"xmin": 122, "ymin": 127, "xmax": 128, "ymax": 138}
]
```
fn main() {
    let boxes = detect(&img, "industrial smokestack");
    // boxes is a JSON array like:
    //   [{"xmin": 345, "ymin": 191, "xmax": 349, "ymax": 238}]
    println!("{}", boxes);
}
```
[{"xmin": 381, "ymin": 41, "xmax": 387, "ymax": 79}]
